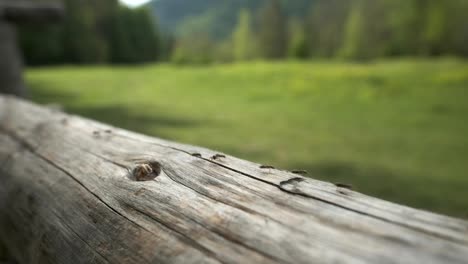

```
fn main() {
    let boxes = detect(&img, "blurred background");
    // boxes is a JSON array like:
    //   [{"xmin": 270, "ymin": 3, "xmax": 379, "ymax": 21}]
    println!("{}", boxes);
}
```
[{"xmin": 16, "ymin": 0, "xmax": 468, "ymax": 218}]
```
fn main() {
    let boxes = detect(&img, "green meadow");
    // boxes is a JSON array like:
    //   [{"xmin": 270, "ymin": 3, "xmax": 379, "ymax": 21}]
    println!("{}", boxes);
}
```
[{"xmin": 27, "ymin": 59, "xmax": 468, "ymax": 218}]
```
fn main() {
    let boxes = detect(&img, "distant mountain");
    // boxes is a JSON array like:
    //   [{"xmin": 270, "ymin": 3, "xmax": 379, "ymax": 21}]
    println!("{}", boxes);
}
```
[{"xmin": 149, "ymin": 0, "xmax": 312, "ymax": 39}]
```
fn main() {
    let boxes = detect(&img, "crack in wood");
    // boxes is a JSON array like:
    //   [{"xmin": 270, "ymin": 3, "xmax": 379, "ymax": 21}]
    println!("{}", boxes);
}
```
[
  {"xmin": 0, "ymin": 127, "xmax": 160, "ymax": 238},
  {"xmin": 84, "ymin": 148, "xmax": 397, "ymax": 247},
  {"xmin": 5, "ymin": 122, "xmax": 467, "ymax": 246},
  {"xmin": 50, "ymin": 210, "xmax": 110, "ymax": 263},
  {"xmin": 161, "ymin": 169, "xmax": 294, "ymax": 263},
  {"xmin": 0, "ymin": 127, "xmax": 230, "ymax": 263},
  {"xmin": 131, "ymin": 139, "xmax": 468, "ymax": 245},
  {"xmin": 73, "ymin": 143, "xmax": 375, "ymax": 248},
  {"xmin": 119, "ymin": 201, "xmax": 226, "ymax": 264},
  {"xmin": 3, "ymin": 97, "xmax": 468, "ymax": 264},
  {"xmin": 278, "ymin": 176, "xmax": 468, "ymax": 245}
]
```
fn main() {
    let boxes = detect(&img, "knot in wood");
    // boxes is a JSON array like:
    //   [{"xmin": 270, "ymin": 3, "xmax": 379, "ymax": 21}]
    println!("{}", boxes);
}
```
[{"xmin": 133, "ymin": 161, "xmax": 161, "ymax": 181}]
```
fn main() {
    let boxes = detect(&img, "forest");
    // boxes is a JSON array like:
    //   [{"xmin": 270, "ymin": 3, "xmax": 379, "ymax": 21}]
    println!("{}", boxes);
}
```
[
  {"xmin": 19, "ymin": 0, "xmax": 468, "ymax": 65},
  {"xmin": 166, "ymin": 0, "xmax": 468, "ymax": 63},
  {"xmin": 19, "ymin": 0, "xmax": 159, "ymax": 65}
]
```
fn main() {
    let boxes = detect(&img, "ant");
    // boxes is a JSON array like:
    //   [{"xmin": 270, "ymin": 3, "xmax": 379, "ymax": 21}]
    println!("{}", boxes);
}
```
[
  {"xmin": 335, "ymin": 183, "xmax": 353, "ymax": 190},
  {"xmin": 291, "ymin": 170, "xmax": 308, "ymax": 175},
  {"xmin": 211, "ymin": 154, "xmax": 226, "ymax": 160}
]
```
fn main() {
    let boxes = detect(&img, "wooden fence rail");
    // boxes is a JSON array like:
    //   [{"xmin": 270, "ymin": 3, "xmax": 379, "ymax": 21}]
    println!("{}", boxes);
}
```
[{"xmin": 0, "ymin": 95, "xmax": 467, "ymax": 264}]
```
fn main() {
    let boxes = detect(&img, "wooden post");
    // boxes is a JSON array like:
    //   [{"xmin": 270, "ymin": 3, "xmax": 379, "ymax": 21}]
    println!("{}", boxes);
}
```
[
  {"xmin": 0, "ymin": 1, "xmax": 63, "ymax": 97},
  {"xmin": 0, "ymin": 21, "xmax": 26, "ymax": 97},
  {"xmin": 0, "ymin": 95, "xmax": 467, "ymax": 264}
]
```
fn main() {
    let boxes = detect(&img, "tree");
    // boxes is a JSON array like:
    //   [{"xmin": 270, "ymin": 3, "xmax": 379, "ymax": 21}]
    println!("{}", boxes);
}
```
[
  {"xmin": 339, "ymin": 0, "xmax": 394, "ymax": 60},
  {"xmin": 109, "ymin": 6, "xmax": 160, "ymax": 64},
  {"xmin": 447, "ymin": 0, "xmax": 468, "ymax": 57},
  {"xmin": 420, "ymin": 0, "xmax": 448, "ymax": 56},
  {"xmin": 132, "ymin": 7, "xmax": 160, "ymax": 62},
  {"xmin": 18, "ymin": 24, "xmax": 64, "ymax": 65},
  {"xmin": 158, "ymin": 32, "xmax": 176, "ymax": 62},
  {"xmin": 339, "ymin": 0, "xmax": 365, "ymax": 60},
  {"xmin": 232, "ymin": 9, "xmax": 253, "ymax": 61},
  {"xmin": 258, "ymin": 0, "xmax": 287, "ymax": 59},
  {"xmin": 171, "ymin": 33, "xmax": 215, "ymax": 65},
  {"xmin": 384, "ymin": 0, "xmax": 420, "ymax": 56},
  {"xmin": 307, "ymin": 0, "xmax": 350, "ymax": 58},
  {"xmin": 287, "ymin": 18, "xmax": 308, "ymax": 59},
  {"xmin": 61, "ymin": 2, "xmax": 100, "ymax": 63},
  {"xmin": 19, "ymin": 0, "xmax": 161, "ymax": 65}
]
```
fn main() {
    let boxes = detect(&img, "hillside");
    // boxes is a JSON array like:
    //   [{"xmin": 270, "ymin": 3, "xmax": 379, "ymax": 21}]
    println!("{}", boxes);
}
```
[{"xmin": 150, "ymin": 0, "xmax": 311, "ymax": 39}]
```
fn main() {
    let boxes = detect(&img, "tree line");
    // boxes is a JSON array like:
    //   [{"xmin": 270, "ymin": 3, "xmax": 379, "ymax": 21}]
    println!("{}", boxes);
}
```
[
  {"xmin": 172, "ymin": 0, "xmax": 468, "ymax": 64},
  {"xmin": 19, "ymin": 0, "xmax": 159, "ymax": 65},
  {"xmin": 19, "ymin": 0, "xmax": 468, "ymax": 66}
]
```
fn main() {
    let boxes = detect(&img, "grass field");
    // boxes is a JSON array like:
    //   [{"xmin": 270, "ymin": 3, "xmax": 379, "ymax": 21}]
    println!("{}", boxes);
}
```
[{"xmin": 27, "ymin": 59, "xmax": 468, "ymax": 218}]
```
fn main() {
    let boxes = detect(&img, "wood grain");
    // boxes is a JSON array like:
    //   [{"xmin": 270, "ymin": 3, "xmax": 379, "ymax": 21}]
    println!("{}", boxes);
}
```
[{"xmin": 0, "ymin": 95, "xmax": 467, "ymax": 264}]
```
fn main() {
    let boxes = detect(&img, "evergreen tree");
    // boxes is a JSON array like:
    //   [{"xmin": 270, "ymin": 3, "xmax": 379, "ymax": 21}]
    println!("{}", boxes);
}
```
[
  {"xmin": 339, "ymin": 0, "xmax": 365, "ymax": 60},
  {"xmin": 448, "ymin": 0, "xmax": 468, "ymax": 57},
  {"xmin": 421, "ymin": 0, "xmax": 448, "ymax": 55},
  {"xmin": 109, "ymin": 6, "xmax": 134, "ymax": 63},
  {"xmin": 18, "ymin": 0, "xmax": 468, "ymax": 64},
  {"xmin": 131, "ymin": 7, "xmax": 160, "ymax": 62},
  {"xmin": 171, "ymin": 33, "xmax": 215, "ymax": 64},
  {"xmin": 287, "ymin": 18, "xmax": 308, "ymax": 59},
  {"xmin": 258, "ymin": 0, "xmax": 287, "ymax": 59},
  {"xmin": 18, "ymin": 24, "xmax": 64, "ymax": 66},
  {"xmin": 19, "ymin": 0, "xmax": 161, "ymax": 65},
  {"xmin": 232, "ymin": 9, "xmax": 253, "ymax": 61},
  {"xmin": 159, "ymin": 33, "xmax": 176, "ymax": 62},
  {"xmin": 339, "ymin": 0, "xmax": 393, "ymax": 60},
  {"xmin": 61, "ymin": 1, "xmax": 108, "ymax": 63},
  {"xmin": 110, "ymin": 6, "xmax": 160, "ymax": 64},
  {"xmin": 307, "ymin": 0, "xmax": 350, "ymax": 58},
  {"xmin": 385, "ymin": 0, "xmax": 420, "ymax": 56}
]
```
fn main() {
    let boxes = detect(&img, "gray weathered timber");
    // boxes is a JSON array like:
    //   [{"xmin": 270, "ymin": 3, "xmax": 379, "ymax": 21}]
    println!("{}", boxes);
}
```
[
  {"xmin": 0, "ymin": 95, "xmax": 467, "ymax": 264},
  {"xmin": 0, "ymin": 21, "xmax": 26, "ymax": 97}
]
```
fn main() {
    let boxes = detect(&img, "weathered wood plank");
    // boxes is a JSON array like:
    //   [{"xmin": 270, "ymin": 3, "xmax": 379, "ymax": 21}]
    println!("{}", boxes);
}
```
[{"xmin": 0, "ymin": 95, "xmax": 467, "ymax": 264}]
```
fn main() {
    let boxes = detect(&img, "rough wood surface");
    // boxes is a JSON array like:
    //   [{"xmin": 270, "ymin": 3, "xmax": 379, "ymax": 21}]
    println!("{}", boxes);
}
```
[{"xmin": 0, "ymin": 95, "xmax": 467, "ymax": 264}]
